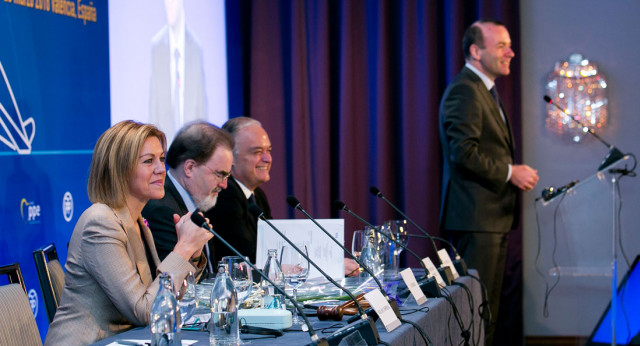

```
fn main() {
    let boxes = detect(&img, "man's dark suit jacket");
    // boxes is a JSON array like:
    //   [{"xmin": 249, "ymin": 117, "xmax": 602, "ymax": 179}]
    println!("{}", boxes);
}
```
[
  {"xmin": 204, "ymin": 176, "xmax": 272, "ymax": 265},
  {"xmin": 142, "ymin": 177, "xmax": 191, "ymax": 261},
  {"xmin": 439, "ymin": 66, "xmax": 517, "ymax": 233}
]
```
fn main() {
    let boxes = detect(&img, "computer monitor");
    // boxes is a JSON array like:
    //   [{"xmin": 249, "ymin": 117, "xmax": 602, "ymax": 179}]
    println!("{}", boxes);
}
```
[{"xmin": 587, "ymin": 255, "xmax": 640, "ymax": 345}]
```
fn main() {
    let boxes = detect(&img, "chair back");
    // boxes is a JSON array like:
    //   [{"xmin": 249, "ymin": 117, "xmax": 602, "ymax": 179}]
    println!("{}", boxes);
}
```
[
  {"xmin": 0, "ymin": 263, "xmax": 43, "ymax": 346},
  {"xmin": 33, "ymin": 243, "xmax": 65, "ymax": 323},
  {"xmin": 0, "ymin": 262, "xmax": 26, "ymax": 292}
]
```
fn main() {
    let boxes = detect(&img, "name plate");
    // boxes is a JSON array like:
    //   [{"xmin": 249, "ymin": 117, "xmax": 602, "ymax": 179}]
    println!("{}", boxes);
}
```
[
  {"xmin": 422, "ymin": 257, "xmax": 446, "ymax": 288},
  {"xmin": 399, "ymin": 268, "xmax": 427, "ymax": 305},
  {"xmin": 437, "ymin": 249, "xmax": 460, "ymax": 280},
  {"xmin": 364, "ymin": 289, "xmax": 401, "ymax": 332}
]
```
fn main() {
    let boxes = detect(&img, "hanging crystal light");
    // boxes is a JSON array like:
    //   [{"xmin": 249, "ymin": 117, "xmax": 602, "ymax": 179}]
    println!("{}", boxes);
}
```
[{"xmin": 545, "ymin": 53, "xmax": 608, "ymax": 143}]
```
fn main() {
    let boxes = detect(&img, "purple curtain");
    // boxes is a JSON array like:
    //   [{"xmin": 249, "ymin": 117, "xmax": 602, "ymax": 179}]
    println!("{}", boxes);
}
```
[{"xmin": 227, "ymin": 1, "xmax": 522, "ymax": 344}]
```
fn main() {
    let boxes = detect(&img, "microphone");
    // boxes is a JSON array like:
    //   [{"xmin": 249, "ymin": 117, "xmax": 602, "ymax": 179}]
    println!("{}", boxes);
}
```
[
  {"xmin": 334, "ymin": 200, "xmax": 441, "ymax": 299},
  {"xmin": 540, "ymin": 180, "xmax": 579, "ymax": 202},
  {"xmin": 544, "ymin": 95, "xmax": 624, "ymax": 170},
  {"xmin": 247, "ymin": 204, "xmax": 380, "ymax": 346},
  {"xmin": 190, "ymin": 212, "xmax": 328, "ymax": 346},
  {"xmin": 285, "ymin": 196, "xmax": 402, "ymax": 318},
  {"xmin": 369, "ymin": 186, "xmax": 461, "ymax": 280}
]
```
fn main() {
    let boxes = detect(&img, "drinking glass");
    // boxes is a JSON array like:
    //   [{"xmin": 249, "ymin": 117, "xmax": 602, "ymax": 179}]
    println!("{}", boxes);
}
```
[
  {"xmin": 177, "ymin": 271, "xmax": 197, "ymax": 327},
  {"xmin": 351, "ymin": 230, "xmax": 365, "ymax": 258},
  {"xmin": 221, "ymin": 256, "xmax": 253, "ymax": 307},
  {"xmin": 280, "ymin": 243, "xmax": 310, "ymax": 325},
  {"xmin": 359, "ymin": 229, "xmax": 381, "ymax": 278},
  {"xmin": 378, "ymin": 223, "xmax": 395, "ymax": 275},
  {"xmin": 386, "ymin": 220, "xmax": 409, "ymax": 269}
]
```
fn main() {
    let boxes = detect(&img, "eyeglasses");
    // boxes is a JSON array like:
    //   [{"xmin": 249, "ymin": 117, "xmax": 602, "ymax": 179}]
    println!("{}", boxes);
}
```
[{"xmin": 202, "ymin": 165, "xmax": 231, "ymax": 183}]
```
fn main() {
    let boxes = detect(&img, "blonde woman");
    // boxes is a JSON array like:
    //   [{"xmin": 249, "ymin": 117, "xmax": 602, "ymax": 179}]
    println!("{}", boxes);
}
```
[{"xmin": 45, "ymin": 120, "xmax": 212, "ymax": 345}]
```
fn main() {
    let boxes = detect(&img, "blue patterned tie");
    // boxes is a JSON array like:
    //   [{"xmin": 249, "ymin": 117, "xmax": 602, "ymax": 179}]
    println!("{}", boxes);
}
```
[
  {"xmin": 490, "ymin": 86, "xmax": 506, "ymax": 123},
  {"xmin": 490, "ymin": 86, "xmax": 500, "ymax": 108}
]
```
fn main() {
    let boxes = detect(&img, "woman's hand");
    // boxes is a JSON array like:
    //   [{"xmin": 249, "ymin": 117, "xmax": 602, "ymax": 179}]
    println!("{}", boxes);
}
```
[
  {"xmin": 173, "ymin": 212, "xmax": 213, "ymax": 261},
  {"xmin": 344, "ymin": 258, "xmax": 359, "ymax": 277}
]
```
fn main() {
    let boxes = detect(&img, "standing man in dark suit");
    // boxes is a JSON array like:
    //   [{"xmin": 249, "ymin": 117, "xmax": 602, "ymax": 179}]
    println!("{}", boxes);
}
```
[
  {"xmin": 142, "ymin": 121, "xmax": 234, "ymax": 276},
  {"xmin": 439, "ymin": 19, "xmax": 539, "ymax": 344},
  {"xmin": 205, "ymin": 117, "xmax": 273, "ymax": 265}
]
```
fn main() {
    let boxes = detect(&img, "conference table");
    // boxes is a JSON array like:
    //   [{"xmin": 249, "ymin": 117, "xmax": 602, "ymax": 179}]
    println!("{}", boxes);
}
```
[{"xmin": 93, "ymin": 270, "xmax": 484, "ymax": 345}]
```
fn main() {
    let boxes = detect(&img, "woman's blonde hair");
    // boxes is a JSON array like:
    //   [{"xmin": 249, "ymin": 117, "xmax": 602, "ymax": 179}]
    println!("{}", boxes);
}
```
[{"xmin": 87, "ymin": 120, "xmax": 166, "ymax": 208}]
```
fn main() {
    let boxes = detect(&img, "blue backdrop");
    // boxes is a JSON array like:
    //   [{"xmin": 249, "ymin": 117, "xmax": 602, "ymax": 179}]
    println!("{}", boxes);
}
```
[{"xmin": 0, "ymin": 1, "xmax": 110, "ymax": 339}]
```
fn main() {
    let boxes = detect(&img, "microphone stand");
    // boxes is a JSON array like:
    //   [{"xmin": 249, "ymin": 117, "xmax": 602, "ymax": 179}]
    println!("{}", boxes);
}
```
[
  {"xmin": 247, "ymin": 205, "xmax": 381, "ymax": 346},
  {"xmin": 335, "ymin": 200, "xmax": 441, "ymax": 300},
  {"xmin": 369, "ymin": 186, "xmax": 462, "ymax": 280},
  {"xmin": 544, "ymin": 95, "xmax": 624, "ymax": 171},
  {"xmin": 190, "ymin": 213, "xmax": 327, "ymax": 346},
  {"xmin": 286, "ymin": 196, "xmax": 402, "ymax": 320}
]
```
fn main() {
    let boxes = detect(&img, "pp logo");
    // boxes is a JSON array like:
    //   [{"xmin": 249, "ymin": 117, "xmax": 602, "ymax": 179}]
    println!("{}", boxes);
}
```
[
  {"xmin": 63, "ymin": 192, "xmax": 73, "ymax": 222},
  {"xmin": 28, "ymin": 289, "xmax": 38, "ymax": 317},
  {"xmin": 20, "ymin": 198, "xmax": 41, "ymax": 224}
]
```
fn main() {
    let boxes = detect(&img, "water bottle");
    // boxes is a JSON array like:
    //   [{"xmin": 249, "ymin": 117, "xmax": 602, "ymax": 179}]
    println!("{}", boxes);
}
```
[
  {"xmin": 209, "ymin": 262, "xmax": 238, "ymax": 345},
  {"xmin": 261, "ymin": 249, "xmax": 285, "ymax": 309},
  {"xmin": 359, "ymin": 228, "xmax": 382, "ymax": 278},
  {"xmin": 150, "ymin": 272, "xmax": 182, "ymax": 346}
]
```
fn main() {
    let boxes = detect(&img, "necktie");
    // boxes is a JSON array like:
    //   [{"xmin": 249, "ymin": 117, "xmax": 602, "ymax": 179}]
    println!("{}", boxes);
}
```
[
  {"xmin": 173, "ymin": 49, "xmax": 181, "ymax": 129},
  {"xmin": 489, "ymin": 86, "xmax": 500, "ymax": 108},
  {"xmin": 490, "ymin": 86, "xmax": 506, "ymax": 123},
  {"xmin": 248, "ymin": 194, "xmax": 258, "ymax": 225}
]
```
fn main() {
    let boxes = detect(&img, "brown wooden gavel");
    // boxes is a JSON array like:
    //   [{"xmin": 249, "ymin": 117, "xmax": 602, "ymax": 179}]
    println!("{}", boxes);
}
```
[{"xmin": 316, "ymin": 293, "xmax": 371, "ymax": 321}]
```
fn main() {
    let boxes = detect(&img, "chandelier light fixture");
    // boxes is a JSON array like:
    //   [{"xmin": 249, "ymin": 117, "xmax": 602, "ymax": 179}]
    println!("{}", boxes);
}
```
[{"xmin": 545, "ymin": 53, "xmax": 608, "ymax": 143}]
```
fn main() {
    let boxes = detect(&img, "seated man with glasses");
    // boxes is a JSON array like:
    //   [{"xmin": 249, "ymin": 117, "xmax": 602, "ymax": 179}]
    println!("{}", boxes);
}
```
[{"xmin": 143, "ymin": 121, "xmax": 234, "ymax": 277}]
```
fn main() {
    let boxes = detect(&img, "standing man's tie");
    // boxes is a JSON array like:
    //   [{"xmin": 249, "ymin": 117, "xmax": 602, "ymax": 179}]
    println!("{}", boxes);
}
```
[
  {"xmin": 489, "ymin": 86, "xmax": 500, "ymax": 108},
  {"xmin": 490, "ymin": 86, "xmax": 506, "ymax": 123}
]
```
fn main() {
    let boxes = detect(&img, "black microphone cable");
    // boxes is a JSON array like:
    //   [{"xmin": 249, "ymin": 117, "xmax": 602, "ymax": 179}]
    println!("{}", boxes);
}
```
[
  {"xmin": 399, "ymin": 317, "xmax": 433, "ymax": 346},
  {"xmin": 464, "ymin": 273, "xmax": 491, "ymax": 345},
  {"xmin": 392, "ymin": 214, "xmax": 483, "ymax": 344},
  {"xmin": 440, "ymin": 287, "xmax": 472, "ymax": 346},
  {"xmin": 398, "ymin": 305, "xmax": 430, "ymax": 316},
  {"xmin": 610, "ymin": 151, "xmax": 637, "ymax": 268},
  {"xmin": 451, "ymin": 281, "xmax": 477, "ymax": 346},
  {"xmin": 396, "ymin": 306, "xmax": 435, "ymax": 345},
  {"xmin": 533, "ymin": 190, "xmax": 567, "ymax": 318}
]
